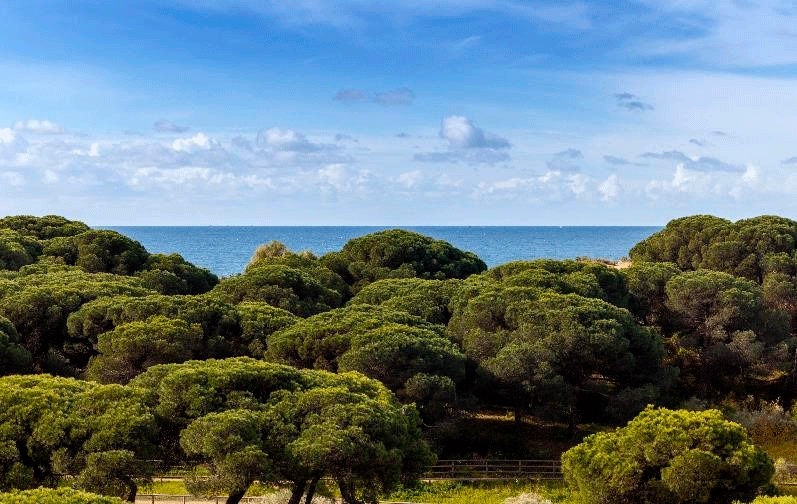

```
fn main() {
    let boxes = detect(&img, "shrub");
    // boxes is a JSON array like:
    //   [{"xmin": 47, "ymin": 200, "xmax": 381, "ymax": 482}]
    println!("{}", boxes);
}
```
[
  {"xmin": 561, "ymin": 406, "xmax": 774, "ymax": 504},
  {"xmin": 0, "ymin": 488, "xmax": 124, "ymax": 504}
]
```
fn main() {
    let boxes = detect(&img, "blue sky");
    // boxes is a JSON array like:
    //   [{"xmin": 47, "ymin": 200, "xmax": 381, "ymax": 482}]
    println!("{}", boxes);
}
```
[{"xmin": 1, "ymin": 0, "xmax": 797, "ymax": 225}]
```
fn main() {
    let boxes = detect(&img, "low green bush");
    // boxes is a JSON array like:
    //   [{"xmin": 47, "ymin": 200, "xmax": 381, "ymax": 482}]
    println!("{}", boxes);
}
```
[{"xmin": 0, "ymin": 487, "xmax": 123, "ymax": 504}]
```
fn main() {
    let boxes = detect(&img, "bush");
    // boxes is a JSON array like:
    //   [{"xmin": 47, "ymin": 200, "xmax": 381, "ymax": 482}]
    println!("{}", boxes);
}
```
[
  {"xmin": 0, "ymin": 488, "xmax": 124, "ymax": 504},
  {"xmin": 561, "ymin": 406, "xmax": 774, "ymax": 504}
]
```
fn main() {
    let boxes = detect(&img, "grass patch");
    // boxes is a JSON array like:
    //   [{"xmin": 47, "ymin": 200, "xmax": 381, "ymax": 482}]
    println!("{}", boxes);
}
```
[
  {"xmin": 386, "ymin": 480, "xmax": 573, "ymax": 504},
  {"xmin": 142, "ymin": 480, "xmax": 277, "ymax": 496}
]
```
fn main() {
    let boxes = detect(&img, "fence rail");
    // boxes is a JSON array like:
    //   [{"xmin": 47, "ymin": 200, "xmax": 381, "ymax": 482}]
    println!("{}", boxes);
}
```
[
  {"xmin": 426, "ymin": 459, "xmax": 562, "ymax": 481},
  {"xmin": 136, "ymin": 496, "xmax": 262, "ymax": 504}
]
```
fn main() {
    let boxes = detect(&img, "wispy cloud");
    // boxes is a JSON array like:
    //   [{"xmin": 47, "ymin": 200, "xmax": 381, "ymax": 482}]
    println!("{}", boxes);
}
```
[
  {"xmin": 603, "ymin": 155, "xmax": 646, "ymax": 167},
  {"xmin": 642, "ymin": 150, "xmax": 744, "ymax": 173},
  {"xmin": 546, "ymin": 148, "xmax": 583, "ymax": 172},
  {"xmin": 334, "ymin": 87, "xmax": 415, "ymax": 106},
  {"xmin": 615, "ymin": 93, "xmax": 654, "ymax": 112},
  {"xmin": 154, "ymin": 120, "xmax": 190, "ymax": 133},
  {"xmin": 13, "ymin": 119, "xmax": 65, "ymax": 134}
]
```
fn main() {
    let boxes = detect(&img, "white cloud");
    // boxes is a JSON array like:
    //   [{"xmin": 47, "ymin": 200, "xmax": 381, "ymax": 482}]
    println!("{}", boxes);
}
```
[
  {"xmin": 42, "ymin": 169, "xmax": 59, "ymax": 184},
  {"xmin": 0, "ymin": 128, "xmax": 16, "ymax": 144},
  {"xmin": 12, "ymin": 119, "xmax": 64, "ymax": 134},
  {"xmin": 627, "ymin": 0, "xmax": 797, "ymax": 67},
  {"xmin": 440, "ymin": 116, "xmax": 510, "ymax": 149},
  {"xmin": 256, "ymin": 127, "xmax": 322, "ymax": 152},
  {"xmin": 598, "ymin": 174, "xmax": 621, "ymax": 202},
  {"xmin": 645, "ymin": 162, "xmax": 762, "ymax": 200},
  {"xmin": 316, "ymin": 163, "xmax": 373, "ymax": 193},
  {"xmin": 395, "ymin": 170, "xmax": 424, "ymax": 189},
  {"xmin": 0, "ymin": 172, "xmax": 25, "ymax": 187},
  {"xmin": 475, "ymin": 170, "xmax": 595, "ymax": 201},
  {"xmin": 172, "ymin": 132, "xmax": 216, "ymax": 152}
]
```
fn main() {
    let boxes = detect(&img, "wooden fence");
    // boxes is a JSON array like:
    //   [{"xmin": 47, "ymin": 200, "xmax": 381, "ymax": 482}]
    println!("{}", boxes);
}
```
[{"xmin": 426, "ymin": 459, "xmax": 562, "ymax": 481}]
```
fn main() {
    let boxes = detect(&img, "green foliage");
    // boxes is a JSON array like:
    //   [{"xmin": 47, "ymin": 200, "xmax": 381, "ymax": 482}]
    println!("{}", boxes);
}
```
[
  {"xmin": 267, "ymin": 304, "xmax": 444, "ymax": 371},
  {"xmin": 0, "ymin": 215, "xmax": 90, "ymax": 240},
  {"xmin": 487, "ymin": 259, "xmax": 630, "ymax": 308},
  {"xmin": 138, "ymin": 253, "xmax": 218, "ymax": 295},
  {"xmin": 0, "ymin": 266, "xmax": 153, "ymax": 373},
  {"xmin": 0, "ymin": 487, "xmax": 124, "ymax": 504},
  {"xmin": 86, "ymin": 316, "xmax": 205, "ymax": 384},
  {"xmin": 450, "ymin": 275, "xmax": 666, "ymax": 425},
  {"xmin": 348, "ymin": 277, "xmax": 463, "ymax": 324},
  {"xmin": 0, "ymin": 375, "xmax": 157, "ymax": 501},
  {"xmin": 266, "ymin": 305, "xmax": 461, "ymax": 420},
  {"xmin": 235, "ymin": 301, "xmax": 298, "ymax": 358},
  {"xmin": 131, "ymin": 358, "xmax": 434, "ymax": 504},
  {"xmin": 68, "ymin": 295, "xmax": 297, "ymax": 375},
  {"xmin": 42, "ymin": 230, "xmax": 149, "ymax": 276},
  {"xmin": 247, "ymin": 241, "xmax": 350, "ymax": 302},
  {"xmin": 622, "ymin": 261, "xmax": 681, "ymax": 325},
  {"xmin": 630, "ymin": 215, "xmax": 797, "ymax": 283},
  {"xmin": 561, "ymin": 406, "xmax": 774, "ymax": 504},
  {"xmin": 211, "ymin": 264, "xmax": 343, "ymax": 316},
  {"xmin": 0, "ymin": 316, "xmax": 32, "ymax": 375},
  {"xmin": 321, "ymin": 229, "xmax": 486, "ymax": 293},
  {"xmin": 664, "ymin": 270, "xmax": 789, "ymax": 397},
  {"xmin": 67, "ymin": 294, "xmax": 239, "ymax": 350},
  {"xmin": 0, "ymin": 230, "xmax": 42, "ymax": 271}
]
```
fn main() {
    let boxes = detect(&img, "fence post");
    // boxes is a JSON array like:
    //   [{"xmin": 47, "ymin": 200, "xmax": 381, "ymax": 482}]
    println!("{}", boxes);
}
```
[{"xmin": 151, "ymin": 495, "xmax": 155, "ymax": 504}]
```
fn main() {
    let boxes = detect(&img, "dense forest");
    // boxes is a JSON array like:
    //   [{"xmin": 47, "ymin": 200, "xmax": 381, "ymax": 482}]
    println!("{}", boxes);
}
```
[{"xmin": 4, "ymin": 214, "xmax": 797, "ymax": 504}]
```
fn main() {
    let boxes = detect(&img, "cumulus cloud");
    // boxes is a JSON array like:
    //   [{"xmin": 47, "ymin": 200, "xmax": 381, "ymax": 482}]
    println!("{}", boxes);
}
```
[
  {"xmin": 316, "ymin": 164, "xmax": 373, "ymax": 193},
  {"xmin": 13, "ymin": 119, "xmax": 64, "ymax": 134},
  {"xmin": 646, "ymin": 162, "xmax": 761, "ymax": 200},
  {"xmin": 413, "ymin": 116, "xmax": 510, "ymax": 165},
  {"xmin": 440, "ymin": 116, "xmax": 510, "ymax": 149},
  {"xmin": 598, "ymin": 174, "xmax": 621, "ymax": 202},
  {"xmin": 782, "ymin": 156, "xmax": 797, "ymax": 164},
  {"xmin": 154, "ymin": 119, "xmax": 191, "ymax": 133},
  {"xmin": 615, "ymin": 93, "xmax": 654, "ymax": 112},
  {"xmin": 395, "ymin": 170, "xmax": 424, "ymax": 189},
  {"xmin": 334, "ymin": 87, "xmax": 415, "ymax": 106},
  {"xmin": 641, "ymin": 150, "xmax": 744, "ymax": 173},
  {"xmin": 474, "ymin": 170, "xmax": 592, "ymax": 201},
  {"xmin": 256, "ymin": 127, "xmax": 322, "ymax": 152},
  {"xmin": 172, "ymin": 132, "xmax": 216, "ymax": 153},
  {"xmin": 0, "ymin": 128, "xmax": 17, "ymax": 145}
]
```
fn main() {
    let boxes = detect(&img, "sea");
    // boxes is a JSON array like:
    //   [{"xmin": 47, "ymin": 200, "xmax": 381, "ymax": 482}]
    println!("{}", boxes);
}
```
[{"xmin": 104, "ymin": 226, "xmax": 662, "ymax": 278}]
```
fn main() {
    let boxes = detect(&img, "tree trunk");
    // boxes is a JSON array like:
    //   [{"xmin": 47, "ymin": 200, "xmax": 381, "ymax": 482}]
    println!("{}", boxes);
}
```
[
  {"xmin": 124, "ymin": 479, "xmax": 137, "ymax": 503},
  {"xmin": 514, "ymin": 398, "xmax": 523, "ymax": 428},
  {"xmin": 225, "ymin": 489, "xmax": 247, "ymax": 504},
  {"xmin": 288, "ymin": 480, "xmax": 308, "ymax": 504},
  {"xmin": 568, "ymin": 391, "xmax": 579, "ymax": 439},
  {"xmin": 337, "ymin": 479, "xmax": 362, "ymax": 504},
  {"xmin": 304, "ymin": 475, "xmax": 321, "ymax": 504}
]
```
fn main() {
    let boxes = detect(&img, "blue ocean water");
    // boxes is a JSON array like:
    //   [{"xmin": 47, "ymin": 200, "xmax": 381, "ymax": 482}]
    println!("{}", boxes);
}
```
[{"xmin": 105, "ymin": 226, "xmax": 662, "ymax": 278}]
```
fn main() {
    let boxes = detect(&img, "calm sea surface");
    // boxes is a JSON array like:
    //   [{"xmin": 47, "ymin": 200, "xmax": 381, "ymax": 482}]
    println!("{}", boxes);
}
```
[{"xmin": 104, "ymin": 226, "xmax": 662, "ymax": 278}]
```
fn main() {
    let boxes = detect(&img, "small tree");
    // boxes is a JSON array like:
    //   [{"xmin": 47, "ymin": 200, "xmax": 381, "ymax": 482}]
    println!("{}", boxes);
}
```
[{"xmin": 561, "ymin": 406, "xmax": 774, "ymax": 504}]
